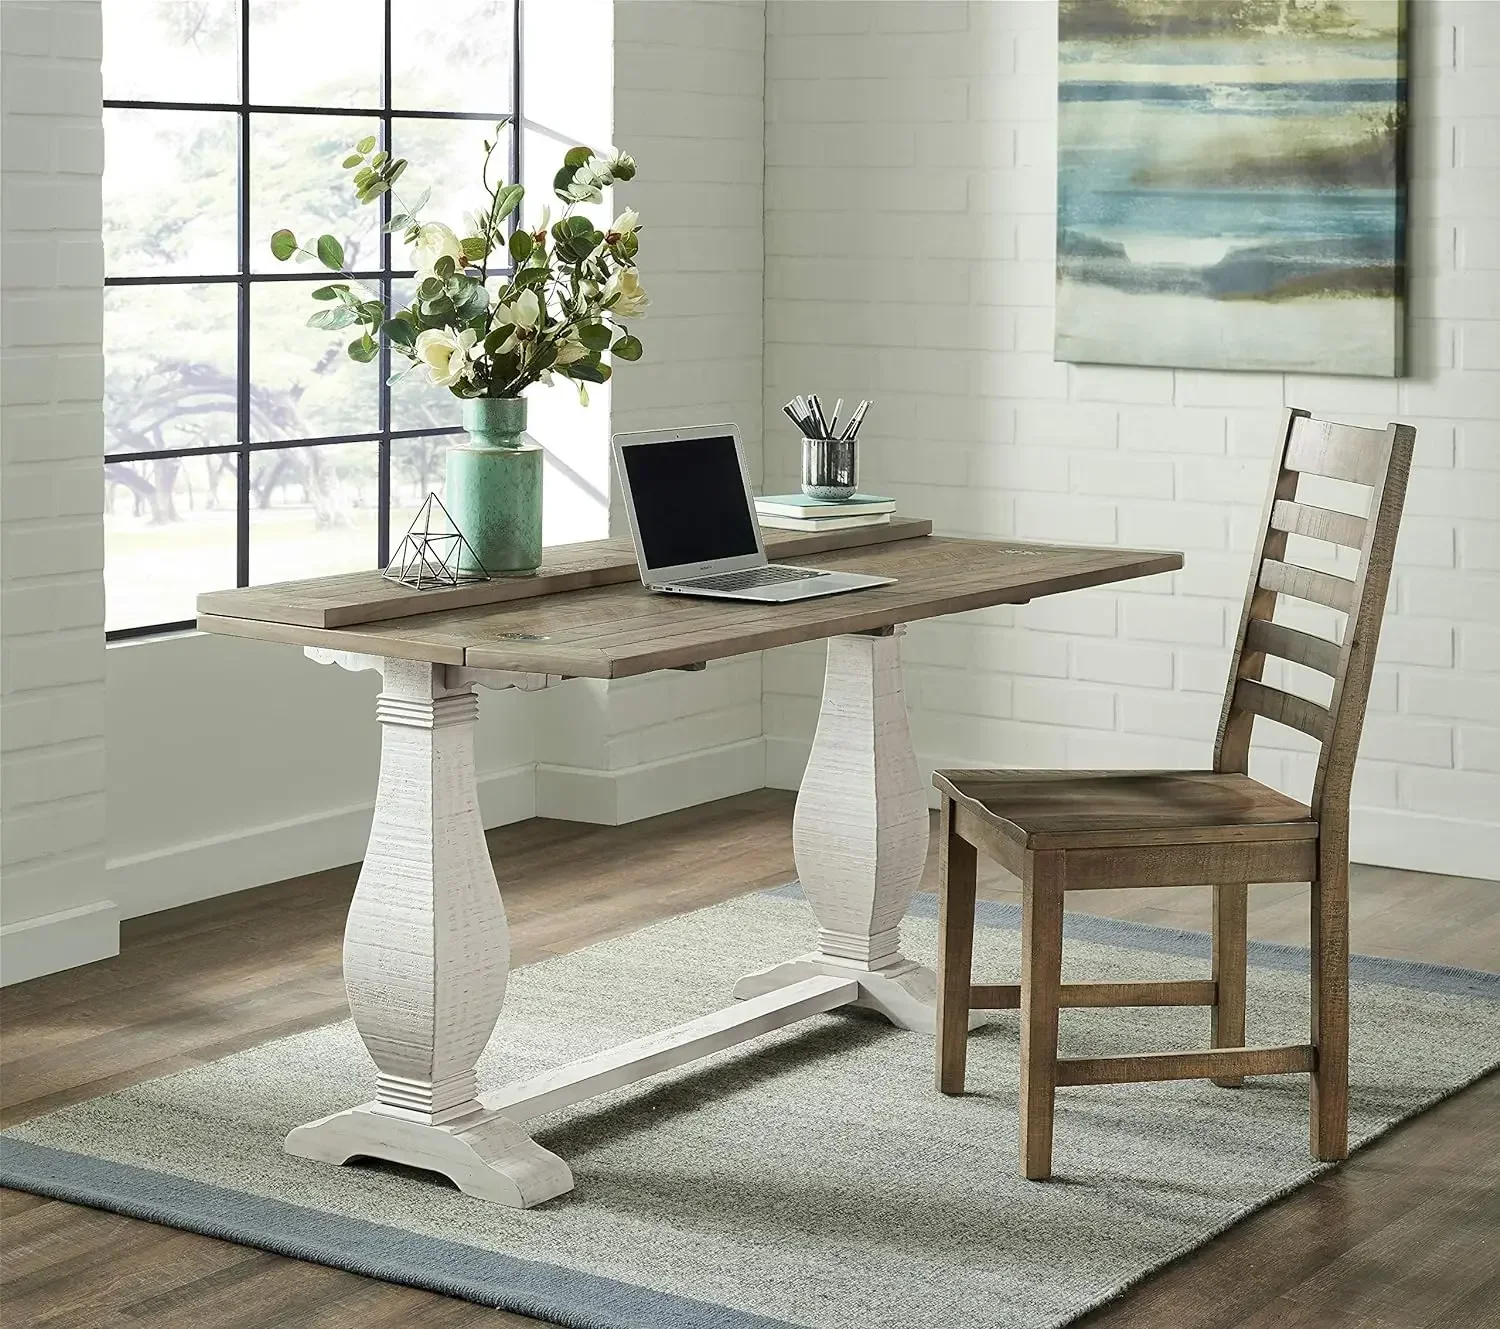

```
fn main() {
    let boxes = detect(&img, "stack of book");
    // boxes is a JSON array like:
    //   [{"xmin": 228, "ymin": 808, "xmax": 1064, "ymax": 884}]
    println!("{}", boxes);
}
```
[{"xmin": 754, "ymin": 493, "xmax": 897, "ymax": 532}]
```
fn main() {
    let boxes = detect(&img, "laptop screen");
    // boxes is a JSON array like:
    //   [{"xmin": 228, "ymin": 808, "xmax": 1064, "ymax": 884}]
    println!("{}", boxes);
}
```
[{"xmin": 621, "ymin": 433, "xmax": 760, "ymax": 570}]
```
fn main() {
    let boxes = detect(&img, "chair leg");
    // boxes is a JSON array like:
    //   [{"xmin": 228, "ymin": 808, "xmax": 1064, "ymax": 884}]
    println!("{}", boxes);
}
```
[
  {"xmin": 1310, "ymin": 844, "xmax": 1350, "ymax": 1161},
  {"xmin": 936, "ymin": 797, "xmax": 978, "ymax": 1095},
  {"xmin": 1211, "ymin": 882, "xmax": 1248, "ymax": 1087},
  {"xmin": 1019, "ymin": 850, "xmax": 1064, "ymax": 1181}
]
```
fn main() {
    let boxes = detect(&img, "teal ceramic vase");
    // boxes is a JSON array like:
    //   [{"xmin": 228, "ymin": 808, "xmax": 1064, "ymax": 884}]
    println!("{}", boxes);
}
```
[{"xmin": 446, "ymin": 396, "xmax": 542, "ymax": 576}]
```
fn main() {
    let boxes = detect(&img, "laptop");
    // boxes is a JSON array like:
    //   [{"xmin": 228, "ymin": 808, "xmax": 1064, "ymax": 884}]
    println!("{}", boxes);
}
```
[{"xmin": 612, "ymin": 424, "xmax": 896, "ymax": 602}]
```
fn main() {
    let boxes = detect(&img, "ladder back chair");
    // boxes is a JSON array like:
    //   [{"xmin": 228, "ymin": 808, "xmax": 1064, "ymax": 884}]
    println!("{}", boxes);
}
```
[{"xmin": 933, "ymin": 408, "xmax": 1416, "ymax": 1181}]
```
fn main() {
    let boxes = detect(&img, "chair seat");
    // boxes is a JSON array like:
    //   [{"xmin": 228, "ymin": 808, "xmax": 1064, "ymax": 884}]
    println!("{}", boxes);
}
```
[{"xmin": 933, "ymin": 769, "xmax": 1316, "ymax": 851}]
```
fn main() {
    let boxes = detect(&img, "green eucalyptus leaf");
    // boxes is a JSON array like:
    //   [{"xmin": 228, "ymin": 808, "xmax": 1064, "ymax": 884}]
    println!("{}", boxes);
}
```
[
  {"xmin": 417, "ymin": 276, "xmax": 444, "ymax": 300},
  {"xmin": 383, "ymin": 317, "xmax": 416, "ymax": 348},
  {"xmin": 561, "ymin": 358, "xmax": 610, "ymax": 384},
  {"xmin": 484, "ymin": 325, "xmax": 514, "ymax": 354},
  {"xmin": 565, "ymin": 215, "xmax": 593, "ymax": 238},
  {"xmin": 354, "ymin": 167, "xmax": 376, "ymax": 187},
  {"xmin": 371, "ymin": 150, "xmax": 388, "ymax": 169},
  {"xmin": 611, "ymin": 334, "xmax": 643, "ymax": 362},
  {"xmin": 315, "ymin": 234, "xmax": 345, "ymax": 270},
  {"xmin": 307, "ymin": 306, "xmax": 359, "ymax": 331},
  {"xmin": 347, "ymin": 334, "xmax": 378, "ymax": 363},
  {"xmin": 433, "ymin": 254, "xmax": 456, "ymax": 279},
  {"xmin": 508, "ymin": 230, "xmax": 533, "ymax": 262},
  {"xmin": 552, "ymin": 165, "xmax": 577, "ymax": 199},
  {"xmin": 530, "ymin": 343, "xmax": 558, "ymax": 372},
  {"xmin": 355, "ymin": 133, "xmax": 378, "ymax": 154},
  {"xmin": 460, "ymin": 236, "xmax": 489, "ymax": 262},
  {"xmin": 406, "ymin": 185, "xmax": 430, "ymax": 214},
  {"xmin": 358, "ymin": 181, "xmax": 389, "ymax": 204},
  {"xmin": 342, "ymin": 153, "xmax": 364, "ymax": 168},
  {"xmin": 577, "ymin": 322, "xmax": 611, "ymax": 352},
  {"xmin": 359, "ymin": 299, "xmax": 385, "ymax": 320},
  {"xmin": 493, "ymin": 183, "xmax": 524, "ymax": 222},
  {"xmin": 385, "ymin": 158, "xmax": 407, "ymax": 185},
  {"xmin": 270, "ymin": 229, "xmax": 297, "ymax": 261},
  {"xmin": 310, "ymin": 284, "xmax": 347, "ymax": 301},
  {"xmin": 564, "ymin": 145, "xmax": 593, "ymax": 169},
  {"xmin": 384, "ymin": 213, "xmax": 411, "ymax": 233},
  {"xmin": 512, "ymin": 265, "xmax": 549, "ymax": 289}
]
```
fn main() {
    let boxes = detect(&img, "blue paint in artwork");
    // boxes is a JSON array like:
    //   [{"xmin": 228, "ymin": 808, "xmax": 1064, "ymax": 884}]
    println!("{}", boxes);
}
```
[{"xmin": 1061, "ymin": 78, "xmax": 1399, "ymax": 107}]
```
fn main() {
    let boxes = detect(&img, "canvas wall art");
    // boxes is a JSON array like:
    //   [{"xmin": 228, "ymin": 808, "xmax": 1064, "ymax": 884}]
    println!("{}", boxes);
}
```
[{"xmin": 1056, "ymin": 0, "xmax": 1406, "ymax": 377}]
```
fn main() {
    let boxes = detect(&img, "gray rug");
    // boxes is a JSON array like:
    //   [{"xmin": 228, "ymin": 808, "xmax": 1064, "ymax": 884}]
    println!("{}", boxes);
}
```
[{"xmin": 4, "ymin": 886, "xmax": 1498, "ymax": 1329}]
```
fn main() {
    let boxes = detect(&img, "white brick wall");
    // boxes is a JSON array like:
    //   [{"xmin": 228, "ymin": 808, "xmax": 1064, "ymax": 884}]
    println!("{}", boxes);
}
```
[
  {"xmin": 537, "ymin": 0, "xmax": 769, "ymax": 822},
  {"xmin": 0, "ymin": 1, "xmax": 115, "ymax": 979},
  {"xmin": 763, "ymin": 0, "xmax": 1500, "ymax": 879}
]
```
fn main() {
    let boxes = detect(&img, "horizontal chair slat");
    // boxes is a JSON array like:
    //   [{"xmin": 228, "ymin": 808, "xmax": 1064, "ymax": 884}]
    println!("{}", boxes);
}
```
[
  {"xmin": 1234, "ymin": 678, "xmax": 1333, "ymax": 743},
  {"xmin": 970, "ymin": 980, "xmax": 1218, "ymax": 1010},
  {"xmin": 1259, "ymin": 558, "xmax": 1356, "ymax": 613},
  {"xmin": 1270, "ymin": 499, "xmax": 1368, "ymax": 551},
  {"xmin": 1286, "ymin": 417, "xmax": 1388, "ymax": 486},
  {"xmin": 1055, "ymin": 1044, "xmax": 1316, "ymax": 1087},
  {"xmin": 1244, "ymin": 618, "xmax": 1343, "ymax": 677}
]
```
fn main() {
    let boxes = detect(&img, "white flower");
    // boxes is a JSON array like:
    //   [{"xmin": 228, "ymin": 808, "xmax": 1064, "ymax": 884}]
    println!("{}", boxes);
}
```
[
  {"xmin": 532, "ymin": 204, "xmax": 551, "ymax": 239},
  {"xmin": 409, "ymin": 222, "xmax": 465, "ymax": 279},
  {"xmin": 607, "ymin": 208, "xmax": 639, "ymax": 240},
  {"xmin": 413, "ymin": 326, "xmax": 477, "ymax": 389},
  {"xmin": 552, "ymin": 331, "xmax": 588, "ymax": 366},
  {"xmin": 604, "ymin": 269, "xmax": 650, "ymax": 318},
  {"xmin": 492, "ymin": 288, "xmax": 541, "ymax": 353}
]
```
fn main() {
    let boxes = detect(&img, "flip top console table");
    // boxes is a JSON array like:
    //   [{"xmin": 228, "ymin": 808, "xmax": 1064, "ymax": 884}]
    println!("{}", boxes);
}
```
[{"xmin": 198, "ymin": 520, "xmax": 1181, "ymax": 1207}]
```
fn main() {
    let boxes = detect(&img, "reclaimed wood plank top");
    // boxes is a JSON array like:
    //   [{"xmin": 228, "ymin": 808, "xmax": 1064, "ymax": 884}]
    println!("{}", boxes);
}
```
[
  {"xmin": 197, "ymin": 518, "xmax": 934, "ymax": 629},
  {"xmin": 197, "ymin": 534, "xmax": 1183, "ymax": 679}
]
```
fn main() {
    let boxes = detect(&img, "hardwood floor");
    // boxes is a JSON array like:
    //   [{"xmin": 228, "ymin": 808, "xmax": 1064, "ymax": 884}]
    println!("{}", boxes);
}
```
[{"xmin": 2, "ymin": 789, "xmax": 1496, "ymax": 1328}]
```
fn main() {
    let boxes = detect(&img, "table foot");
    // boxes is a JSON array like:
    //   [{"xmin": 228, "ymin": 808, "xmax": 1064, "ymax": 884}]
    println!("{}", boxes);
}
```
[
  {"xmin": 285, "ymin": 1104, "xmax": 573, "ymax": 1209},
  {"xmin": 735, "ymin": 953, "xmax": 953, "ymax": 1033}
]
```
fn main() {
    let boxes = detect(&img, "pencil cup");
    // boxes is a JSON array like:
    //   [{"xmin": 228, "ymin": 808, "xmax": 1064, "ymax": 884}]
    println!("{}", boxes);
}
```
[{"xmin": 801, "ymin": 436, "xmax": 857, "ymax": 501}]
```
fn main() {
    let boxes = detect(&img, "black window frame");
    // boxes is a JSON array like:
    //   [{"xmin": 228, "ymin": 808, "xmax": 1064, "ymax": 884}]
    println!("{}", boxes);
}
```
[{"xmin": 103, "ymin": 0, "xmax": 523, "ymax": 640}]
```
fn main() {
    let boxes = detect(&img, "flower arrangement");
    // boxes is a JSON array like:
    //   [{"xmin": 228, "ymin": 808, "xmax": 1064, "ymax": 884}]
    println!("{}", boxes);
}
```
[{"xmin": 270, "ymin": 124, "xmax": 646, "ymax": 406}]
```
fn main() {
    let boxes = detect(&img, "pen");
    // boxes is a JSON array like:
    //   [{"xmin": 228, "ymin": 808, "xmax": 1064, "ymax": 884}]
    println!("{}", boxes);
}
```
[{"xmin": 828, "ymin": 398, "xmax": 843, "ymax": 437}]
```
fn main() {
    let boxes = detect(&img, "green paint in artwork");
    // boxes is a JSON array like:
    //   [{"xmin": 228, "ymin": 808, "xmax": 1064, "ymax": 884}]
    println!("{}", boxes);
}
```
[{"xmin": 447, "ymin": 397, "xmax": 542, "ymax": 576}]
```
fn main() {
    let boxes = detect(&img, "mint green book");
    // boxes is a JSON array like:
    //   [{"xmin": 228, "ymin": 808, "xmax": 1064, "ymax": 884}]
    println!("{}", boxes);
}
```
[{"xmin": 754, "ymin": 493, "xmax": 895, "ymax": 519}]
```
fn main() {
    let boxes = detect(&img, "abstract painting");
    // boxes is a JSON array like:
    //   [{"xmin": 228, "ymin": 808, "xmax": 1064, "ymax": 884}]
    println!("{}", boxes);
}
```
[{"xmin": 1056, "ymin": 1, "xmax": 1406, "ymax": 377}]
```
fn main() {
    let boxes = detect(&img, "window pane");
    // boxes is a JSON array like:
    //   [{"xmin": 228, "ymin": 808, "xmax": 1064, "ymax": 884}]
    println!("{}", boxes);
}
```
[
  {"xmin": 105, "ymin": 454, "xmax": 239, "ymax": 631},
  {"xmin": 392, "ymin": 119, "xmax": 513, "ymax": 253},
  {"xmin": 106, "ymin": 284, "xmax": 237, "ymax": 456},
  {"xmin": 105, "ymin": 109, "xmax": 237, "ymax": 278},
  {"xmin": 250, "ymin": 443, "xmax": 379, "ymax": 583},
  {"xmin": 103, "ymin": 0, "xmax": 238, "ymax": 103},
  {"xmin": 391, "ymin": 0, "xmax": 514, "ymax": 113},
  {"xmin": 248, "ymin": 0, "xmax": 381, "ymax": 108},
  {"xmin": 250, "ymin": 114, "xmax": 380, "ymax": 274},
  {"xmin": 390, "ymin": 434, "xmax": 455, "ymax": 554},
  {"xmin": 251, "ymin": 282, "xmax": 379, "ymax": 441}
]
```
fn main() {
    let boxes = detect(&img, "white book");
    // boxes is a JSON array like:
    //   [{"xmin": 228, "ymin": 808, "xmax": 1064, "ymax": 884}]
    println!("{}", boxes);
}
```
[
  {"xmin": 754, "ymin": 493, "xmax": 897, "ymax": 519},
  {"xmin": 759, "ymin": 512, "xmax": 892, "ymax": 532}
]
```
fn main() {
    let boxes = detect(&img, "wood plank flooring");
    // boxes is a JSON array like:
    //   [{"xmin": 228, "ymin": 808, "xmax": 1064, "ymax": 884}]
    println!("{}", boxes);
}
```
[{"xmin": 2, "ymin": 789, "xmax": 1496, "ymax": 1328}]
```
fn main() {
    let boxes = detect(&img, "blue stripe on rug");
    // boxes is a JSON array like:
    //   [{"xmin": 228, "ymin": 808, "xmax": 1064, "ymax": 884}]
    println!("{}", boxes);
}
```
[
  {"xmin": 766, "ymin": 884, "xmax": 1500, "ymax": 1002},
  {"xmin": 0, "ymin": 1139, "xmax": 804, "ymax": 1329}
]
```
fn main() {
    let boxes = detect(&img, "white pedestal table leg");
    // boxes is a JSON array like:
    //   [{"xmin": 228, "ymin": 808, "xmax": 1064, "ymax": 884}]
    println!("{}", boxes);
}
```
[
  {"xmin": 284, "ymin": 657, "xmax": 572, "ymax": 1208},
  {"xmin": 735, "ymin": 628, "xmax": 941, "ymax": 1032}
]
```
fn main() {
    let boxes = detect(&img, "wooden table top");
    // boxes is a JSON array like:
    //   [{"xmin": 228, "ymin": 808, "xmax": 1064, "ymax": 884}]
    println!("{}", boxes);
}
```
[{"xmin": 197, "ymin": 529, "xmax": 1183, "ymax": 679}]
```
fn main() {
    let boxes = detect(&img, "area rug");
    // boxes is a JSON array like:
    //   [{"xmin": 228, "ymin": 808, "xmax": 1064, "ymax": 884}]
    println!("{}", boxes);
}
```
[{"xmin": 4, "ymin": 886, "xmax": 1498, "ymax": 1329}]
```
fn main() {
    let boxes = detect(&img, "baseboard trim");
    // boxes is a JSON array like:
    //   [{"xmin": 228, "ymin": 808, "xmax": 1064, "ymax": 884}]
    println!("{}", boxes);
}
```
[
  {"xmin": 105, "ymin": 764, "xmax": 536, "ymax": 920},
  {"xmin": 0, "ymin": 901, "xmax": 120, "ymax": 986},
  {"xmin": 536, "ymin": 737, "xmax": 766, "ymax": 826},
  {"xmin": 1350, "ymin": 808, "xmax": 1498, "ymax": 882}
]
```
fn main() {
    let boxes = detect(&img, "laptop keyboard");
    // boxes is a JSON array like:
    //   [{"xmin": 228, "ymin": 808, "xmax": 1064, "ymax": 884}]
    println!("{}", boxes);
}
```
[{"xmin": 679, "ymin": 564, "xmax": 829, "ymax": 592}]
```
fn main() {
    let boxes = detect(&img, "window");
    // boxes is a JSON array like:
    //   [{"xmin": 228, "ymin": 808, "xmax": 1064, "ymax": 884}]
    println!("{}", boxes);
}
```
[{"xmin": 102, "ymin": 0, "xmax": 521, "ymax": 637}]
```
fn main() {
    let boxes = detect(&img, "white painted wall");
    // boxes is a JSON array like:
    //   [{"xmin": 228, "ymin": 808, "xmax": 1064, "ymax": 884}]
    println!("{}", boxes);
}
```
[
  {"xmin": 0, "ymin": 1, "xmax": 116, "ymax": 982},
  {"xmin": 762, "ymin": 0, "xmax": 1500, "ymax": 880},
  {"xmin": 532, "ymin": 0, "xmax": 768, "ymax": 825}
]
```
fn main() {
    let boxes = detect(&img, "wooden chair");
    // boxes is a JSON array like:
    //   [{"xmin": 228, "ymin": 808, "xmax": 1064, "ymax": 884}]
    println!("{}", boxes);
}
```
[{"xmin": 933, "ymin": 409, "xmax": 1416, "ymax": 1180}]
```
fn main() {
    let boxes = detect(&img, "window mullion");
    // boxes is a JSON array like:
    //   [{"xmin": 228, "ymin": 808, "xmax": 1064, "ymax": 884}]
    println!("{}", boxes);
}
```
[
  {"xmin": 235, "ymin": 0, "xmax": 252, "ymax": 589},
  {"xmin": 377, "ymin": 0, "xmax": 394, "ymax": 570}
]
